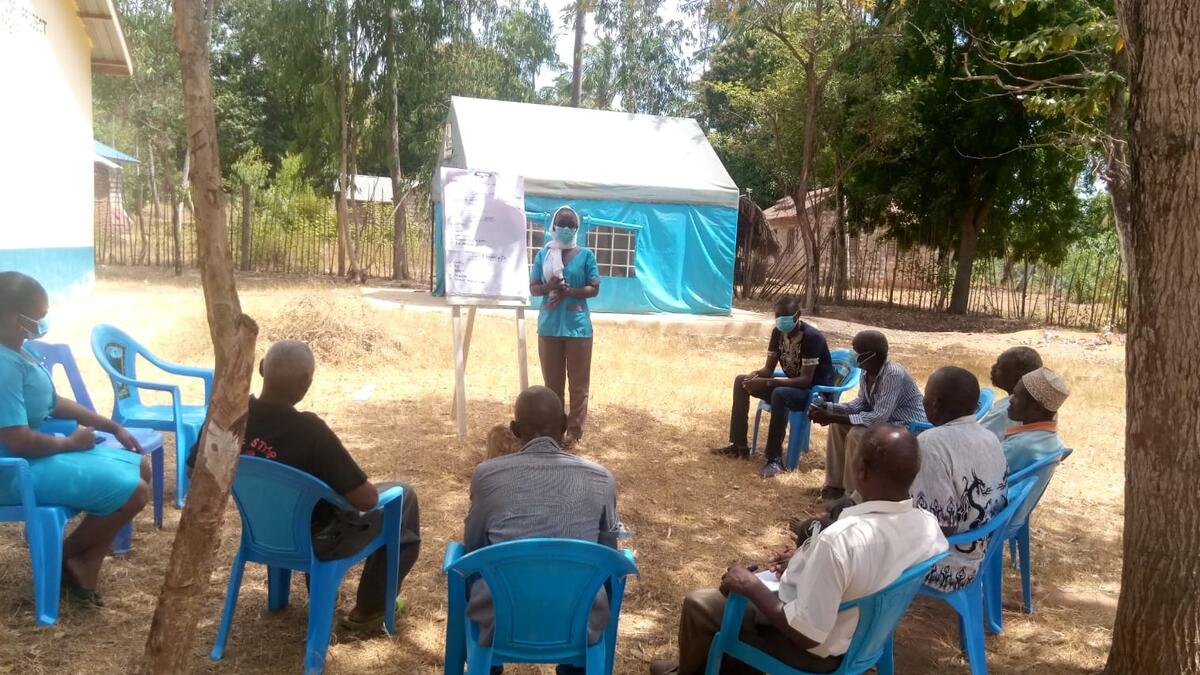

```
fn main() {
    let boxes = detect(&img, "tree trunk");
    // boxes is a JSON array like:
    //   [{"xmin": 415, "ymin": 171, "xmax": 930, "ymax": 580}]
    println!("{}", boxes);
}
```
[
  {"xmin": 1105, "ymin": 2, "xmax": 1200, "ymax": 672},
  {"xmin": 335, "ymin": 71, "xmax": 353, "ymax": 280},
  {"xmin": 949, "ymin": 207, "xmax": 979, "ymax": 315},
  {"xmin": 1105, "ymin": 48, "xmax": 1134, "ymax": 275},
  {"xmin": 387, "ymin": 70, "xmax": 409, "ymax": 281},
  {"xmin": 794, "ymin": 60, "xmax": 822, "ymax": 314},
  {"xmin": 140, "ymin": 0, "xmax": 258, "ymax": 671},
  {"xmin": 570, "ymin": 0, "xmax": 586, "ymax": 107},
  {"xmin": 833, "ymin": 181, "xmax": 849, "ymax": 303},
  {"xmin": 172, "ymin": 152, "xmax": 190, "ymax": 276},
  {"xmin": 239, "ymin": 183, "xmax": 251, "ymax": 272}
]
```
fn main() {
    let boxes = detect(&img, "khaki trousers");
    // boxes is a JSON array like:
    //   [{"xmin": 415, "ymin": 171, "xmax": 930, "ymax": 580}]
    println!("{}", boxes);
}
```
[
  {"xmin": 676, "ymin": 589, "xmax": 842, "ymax": 675},
  {"xmin": 538, "ymin": 335, "xmax": 593, "ymax": 441},
  {"xmin": 824, "ymin": 424, "xmax": 869, "ymax": 492}
]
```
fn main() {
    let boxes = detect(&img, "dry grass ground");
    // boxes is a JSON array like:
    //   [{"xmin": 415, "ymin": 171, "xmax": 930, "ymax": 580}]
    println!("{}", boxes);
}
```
[{"xmin": 0, "ymin": 271, "xmax": 1124, "ymax": 674}]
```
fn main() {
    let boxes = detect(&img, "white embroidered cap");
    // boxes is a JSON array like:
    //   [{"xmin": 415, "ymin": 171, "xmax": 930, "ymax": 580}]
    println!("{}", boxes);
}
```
[{"xmin": 1021, "ymin": 367, "xmax": 1070, "ymax": 412}]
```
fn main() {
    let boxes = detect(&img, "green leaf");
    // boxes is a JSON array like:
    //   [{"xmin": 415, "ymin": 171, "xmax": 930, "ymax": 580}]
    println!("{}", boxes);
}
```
[{"xmin": 1010, "ymin": 0, "xmax": 1027, "ymax": 18}]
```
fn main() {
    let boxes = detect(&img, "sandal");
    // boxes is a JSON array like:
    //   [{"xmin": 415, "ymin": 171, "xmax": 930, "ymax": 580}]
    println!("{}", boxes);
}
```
[
  {"xmin": 62, "ymin": 565, "xmax": 104, "ymax": 607},
  {"xmin": 339, "ymin": 597, "xmax": 408, "ymax": 631}
]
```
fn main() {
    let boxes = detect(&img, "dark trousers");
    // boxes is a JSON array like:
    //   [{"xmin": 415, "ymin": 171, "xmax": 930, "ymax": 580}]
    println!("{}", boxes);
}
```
[
  {"xmin": 539, "ymin": 335, "xmax": 593, "ymax": 441},
  {"xmin": 677, "ymin": 589, "xmax": 842, "ymax": 674},
  {"xmin": 728, "ymin": 375, "xmax": 812, "ymax": 462},
  {"xmin": 312, "ymin": 481, "xmax": 421, "ymax": 613}
]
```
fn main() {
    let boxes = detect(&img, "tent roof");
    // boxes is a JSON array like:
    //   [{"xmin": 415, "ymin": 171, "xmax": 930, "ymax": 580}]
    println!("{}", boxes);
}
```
[
  {"xmin": 94, "ymin": 140, "xmax": 138, "ymax": 164},
  {"xmin": 440, "ymin": 97, "xmax": 739, "ymax": 209}
]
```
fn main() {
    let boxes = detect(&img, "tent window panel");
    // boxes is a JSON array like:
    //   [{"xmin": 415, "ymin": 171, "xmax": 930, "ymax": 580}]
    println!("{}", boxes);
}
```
[
  {"xmin": 526, "ymin": 219, "xmax": 546, "ymax": 272},
  {"xmin": 587, "ymin": 225, "xmax": 637, "ymax": 279}
]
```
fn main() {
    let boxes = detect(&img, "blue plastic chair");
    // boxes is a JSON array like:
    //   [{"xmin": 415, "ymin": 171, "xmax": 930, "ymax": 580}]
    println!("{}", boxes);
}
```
[
  {"xmin": 211, "ymin": 456, "xmax": 406, "ymax": 675},
  {"xmin": 917, "ymin": 476, "xmax": 1038, "ymax": 675},
  {"xmin": 985, "ymin": 448, "xmax": 1073, "ymax": 632},
  {"xmin": 442, "ymin": 538, "xmax": 640, "ymax": 675},
  {"xmin": 750, "ymin": 349, "xmax": 863, "ymax": 470},
  {"xmin": 704, "ymin": 550, "xmax": 950, "ymax": 675},
  {"xmin": 0, "ymin": 458, "xmax": 79, "ymax": 626},
  {"xmin": 907, "ymin": 388, "xmax": 996, "ymax": 436},
  {"xmin": 26, "ymin": 340, "xmax": 166, "ymax": 551},
  {"xmin": 90, "ymin": 324, "xmax": 212, "ymax": 508}
]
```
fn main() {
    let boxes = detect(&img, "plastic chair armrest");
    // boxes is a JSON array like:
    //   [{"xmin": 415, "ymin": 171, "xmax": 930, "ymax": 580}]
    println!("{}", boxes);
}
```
[
  {"xmin": 0, "ymin": 457, "xmax": 38, "ymax": 513},
  {"xmin": 130, "ymin": 350, "xmax": 214, "ymax": 402},
  {"xmin": 719, "ymin": 593, "xmax": 751, "ymax": 633},
  {"xmin": 443, "ymin": 540, "xmax": 466, "ymax": 573},
  {"xmin": 373, "ymin": 486, "xmax": 405, "ymax": 511}
]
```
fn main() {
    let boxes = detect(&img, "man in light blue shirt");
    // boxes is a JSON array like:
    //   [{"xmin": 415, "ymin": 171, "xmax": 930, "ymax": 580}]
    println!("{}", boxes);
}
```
[
  {"xmin": 980, "ymin": 347, "xmax": 1043, "ymax": 440},
  {"xmin": 1003, "ymin": 367, "xmax": 1070, "ymax": 473}
]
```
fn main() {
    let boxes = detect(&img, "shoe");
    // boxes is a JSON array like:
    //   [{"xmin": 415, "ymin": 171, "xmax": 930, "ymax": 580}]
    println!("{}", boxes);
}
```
[
  {"xmin": 711, "ymin": 443, "xmax": 749, "ymax": 459},
  {"xmin": 649, "ymin": 660, "xmax": 679, "ymax": 675},
  {"xmin": 759, "ymin": 460, "xmax": 785, "ymax": 478},
  {"xmin": 62, "ymin": 565, "xmax": 104, "ymax": 608},
  {"xmin": 339, "ymin": 597, "xmax": 408, "ymax": 631},
  {"xmin": 820, "ymin": 486, "xmax": 845, "ymax": 502}
]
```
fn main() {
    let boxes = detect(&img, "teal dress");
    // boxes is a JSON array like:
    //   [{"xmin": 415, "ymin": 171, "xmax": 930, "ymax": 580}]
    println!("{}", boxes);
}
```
[
  {"xmin": 530, "ymin": 247, "xmax": 600, "ymax": 338},
  {"xmin": 0, "ymin": 345, "xmax": 141, "ymax": 515}
]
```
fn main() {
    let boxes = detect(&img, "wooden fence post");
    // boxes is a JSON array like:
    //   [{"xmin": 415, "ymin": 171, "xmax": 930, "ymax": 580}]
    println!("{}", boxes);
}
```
[{"xmin": 139, "ymin": 0, "xmax": 258, "ymax": 671}]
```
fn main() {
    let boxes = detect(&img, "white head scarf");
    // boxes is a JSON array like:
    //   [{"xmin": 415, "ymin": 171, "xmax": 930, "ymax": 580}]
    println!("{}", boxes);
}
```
[{"xmin": 543, "ymin": 205, "xmax": 580, "ymax": 284}]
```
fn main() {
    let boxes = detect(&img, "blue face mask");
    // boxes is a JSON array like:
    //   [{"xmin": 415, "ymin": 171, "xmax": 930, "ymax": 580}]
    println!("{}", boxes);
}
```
[
  {"xmin": 20, "ymin": 314, "xmax": 49, "ymax": 340},
  {"xmin": 775, "ymin": 315, "xmax": 798, "ymax": 333},
  {"xmin": 554, "ymin": 227, "xmax": 577, "ymax": 245}
]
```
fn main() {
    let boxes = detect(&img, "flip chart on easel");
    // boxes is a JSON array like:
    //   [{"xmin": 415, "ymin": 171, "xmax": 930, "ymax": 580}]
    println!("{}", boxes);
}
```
[{"xmin": 440, "ymin": 167, "xmax": 529, "ymax": 301}]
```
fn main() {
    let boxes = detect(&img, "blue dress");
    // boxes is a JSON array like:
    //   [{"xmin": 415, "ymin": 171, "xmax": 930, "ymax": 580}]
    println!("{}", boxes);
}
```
[
  {"xmin": 530, "ymin": 247, "xmax": 600, "ymax": 339},
  {"xmin": 0, "ymin": 345, "xmax": 141, "ymax": 515}
]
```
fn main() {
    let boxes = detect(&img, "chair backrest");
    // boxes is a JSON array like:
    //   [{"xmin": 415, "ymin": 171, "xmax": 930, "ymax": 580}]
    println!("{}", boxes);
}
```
[
  {"xmin": 229, "ymin": 456, "xmax": 351, "ymax": 568},
  {"xmin": 90, "ymin": 324, "xmax": 152, "ymax": 406},
  {"xmin": 446, "ymin": 538, "xmax": 639, "ymax": 663},
  {"xmin": 1002, "ymin": 448, "xmax": 1070, "ymax": 538},
  {"xmin": 946, "ymin": 475, "xmax": 1039, "ymax": 574},
  {"xmin": 828, "ymin": 349, "xmax": 862, "ymax": 391},
  {"xmin": 974, "ymin": 388, "xmax": 996, "ymax": 420},
  {"xmin": 838, "ymin": 550, "xmax": 950, "ymax": 672},
  {"xmin": 26, "ymin": 341, "xmax": 96, "ymax": 412}
]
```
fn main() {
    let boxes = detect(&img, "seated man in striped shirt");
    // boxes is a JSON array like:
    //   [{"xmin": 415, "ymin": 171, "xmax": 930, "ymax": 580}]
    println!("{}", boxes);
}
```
[
  {"xmin": 809, "ymin": 330, "xmax": 926, "ymax": 501},
  {"xmin": 463, "ymin": 386, "xmax": 620, "ymax": 675}
]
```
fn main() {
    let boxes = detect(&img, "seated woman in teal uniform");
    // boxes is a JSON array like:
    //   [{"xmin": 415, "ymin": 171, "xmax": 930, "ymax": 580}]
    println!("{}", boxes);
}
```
[
  {"xmin": 0, "ymin": 272, "xmax": 150, "ymax": 606},
  {"xmin": 530, "ymin": 206, "xmax": 600, "ymax": 448}
]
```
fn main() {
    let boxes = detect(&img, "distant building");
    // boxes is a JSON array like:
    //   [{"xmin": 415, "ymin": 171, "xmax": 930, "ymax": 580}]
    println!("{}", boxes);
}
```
[
  {"xmin": 0, "ymin": 0, "xmax": 132, "ymax": 297},
  {"xmin": 94, "ymin": 139, "xmax": 139, "ymax": 229}
]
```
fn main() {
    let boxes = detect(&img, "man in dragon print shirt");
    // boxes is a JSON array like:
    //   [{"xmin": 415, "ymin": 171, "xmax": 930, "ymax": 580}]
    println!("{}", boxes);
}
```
[{"xmin": 909, "ymin": 366, "xmax": 1008, "ymax": 592}]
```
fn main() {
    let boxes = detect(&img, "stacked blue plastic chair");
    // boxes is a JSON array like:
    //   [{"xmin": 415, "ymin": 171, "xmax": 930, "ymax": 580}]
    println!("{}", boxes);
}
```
[
  {"xmin": 917, "ymin": 476, "xmax": 1038, "ymax": 675},
  {"xmin": 27, "ymin": 340, "xmax": 166, "ymax": 552},
  {"xmin": 90, "ymin": 324, "xmax": 212, "ymax": 508},
  {"xmin": 907, "ymin": 388, "xmax": 996, "ymax": 436},
  {"xmin": 750, "ymin": 348, "xmax": 863, "ymax": 470},
  {"xmin": 984, "ymin": 448, "xmax": 1073, "ymax": 632},
  {"xmin": 211, "ymin": 456, "xmax": 406, "ymax": 675},
  {"xmin": 442, "ymin": 538, "xmax": 639, "ymax": 675},
  {"xmin": 704, "ymin": 551, "xmax": 950, "ymax": 675}
]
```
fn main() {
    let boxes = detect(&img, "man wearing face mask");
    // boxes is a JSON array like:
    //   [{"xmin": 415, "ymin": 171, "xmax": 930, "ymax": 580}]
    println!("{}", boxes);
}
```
[
  {"xmin": 809, "ymin": 330, "xmax": 926, "ymax": 500},
  {"xmin": 530, "ymin": 206, "xmax": 600, "ymax": 448},
  {"xmin": 712, "ymin": 296, "xmax": 835, "ymax": 478}
]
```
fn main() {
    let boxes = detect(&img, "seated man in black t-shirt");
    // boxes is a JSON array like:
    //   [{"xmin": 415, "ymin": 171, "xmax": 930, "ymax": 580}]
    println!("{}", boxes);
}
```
[
  {"xmin": 191, "ymin": 340, "xmax": 420, "ymax": 630},
  {"xmin": 712, "ymin": 296, "xmax": 836, "ymax": 478}
]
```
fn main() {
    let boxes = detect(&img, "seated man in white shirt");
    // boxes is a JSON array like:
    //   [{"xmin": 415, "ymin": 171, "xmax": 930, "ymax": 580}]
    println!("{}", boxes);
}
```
[
  {"xmin": 650, "ymin": 424, "xmax": 948, "ymax": 675},
  {"xmin": 910, "ymin": 367, "xmax": 1008, "ymax": 592},
  {"xmin": 980, "ymin": 346, "xmax": 1043, "ymax": 440}
]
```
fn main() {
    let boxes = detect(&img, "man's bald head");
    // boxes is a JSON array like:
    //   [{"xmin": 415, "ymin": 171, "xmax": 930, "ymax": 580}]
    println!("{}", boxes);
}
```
[
  {"xmin": 511, "ymin": 386, "xmax": 567, "ymax": 446},
  {"xmin": 854, "ymin": 424, "xmax": 921, "ymax": 499},
  {"xmin": 260, "ymin": 340, "xmax": 316, "ymax": 404},
  {"xmin": 923, "ymin": 366, "xmax": 981, "ymax": 426}
]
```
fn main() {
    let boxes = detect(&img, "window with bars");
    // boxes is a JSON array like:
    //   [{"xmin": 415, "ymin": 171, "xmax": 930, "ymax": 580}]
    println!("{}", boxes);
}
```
[
  {"xmin": 526, "ymin": 218, "xmax": 546, "ymax": 268},
  {"xmin": 587, "ymin": 225, "xmax": 637, "ymax": 278}
]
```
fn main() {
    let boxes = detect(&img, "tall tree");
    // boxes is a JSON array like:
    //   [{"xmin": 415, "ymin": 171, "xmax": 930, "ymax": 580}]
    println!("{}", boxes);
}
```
[
  {"xmin": 140, "ymin": 0, "xmax": 259, "ymax": 670},
  {"xmin": 1105, "ymin": 1, "xmax": 1200, "ymax": 671},
  {"xmin": 570, "ymin": 0, "xmax": 587, "ymax": 105}
]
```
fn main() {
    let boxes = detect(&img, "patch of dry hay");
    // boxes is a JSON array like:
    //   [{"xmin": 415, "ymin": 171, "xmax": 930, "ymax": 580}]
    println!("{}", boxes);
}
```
[{"xmin": 261, "ymin": 295, "xmax": 406, "ymax": 365}]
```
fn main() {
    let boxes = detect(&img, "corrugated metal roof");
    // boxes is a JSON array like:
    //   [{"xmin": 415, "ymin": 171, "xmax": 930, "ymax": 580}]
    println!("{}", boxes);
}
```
[
  {"xmin": 76, "ymin": 0, "xmax": 132, "ymax": 76},
  {"xmin": 94, "ymin": 140, "xmax": 139, "ymax": 164}
]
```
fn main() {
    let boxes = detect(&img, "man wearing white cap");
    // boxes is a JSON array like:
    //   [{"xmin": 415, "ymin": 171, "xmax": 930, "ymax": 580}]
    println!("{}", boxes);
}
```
[{"xmin": 1003, "ymin": 367, "xmax": 1071, "ymax": 473}]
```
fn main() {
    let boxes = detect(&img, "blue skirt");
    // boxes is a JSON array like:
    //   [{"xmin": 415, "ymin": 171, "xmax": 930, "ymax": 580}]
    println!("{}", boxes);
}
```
[{"xmin": 0, "ymin": 445, "xmax": 142, "ymax": 516}]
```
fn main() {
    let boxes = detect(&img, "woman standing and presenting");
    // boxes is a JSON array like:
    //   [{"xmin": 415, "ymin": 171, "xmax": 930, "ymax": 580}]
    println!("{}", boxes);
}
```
[
  {"xmin": 530, "ymin": 206, "xmax": 600, "ymax": 448},
  {"xmin": 0, "ymin": 272, "xmax": 150, "ymax": 606}
]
